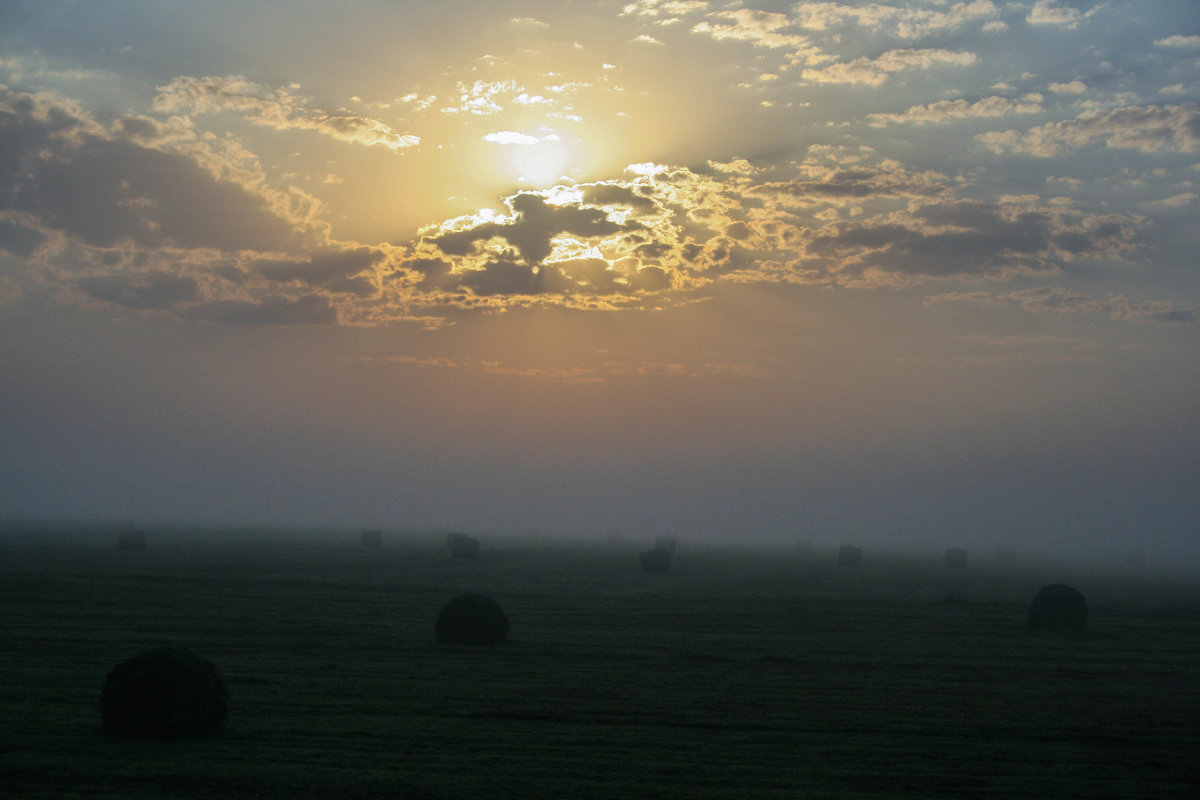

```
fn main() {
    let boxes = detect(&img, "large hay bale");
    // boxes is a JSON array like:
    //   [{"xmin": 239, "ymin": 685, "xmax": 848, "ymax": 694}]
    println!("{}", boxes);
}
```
[
  {"xmin": 837, "ymin": 544, "xmax": 862, "ymax": 567},
  {"xmin": 1027, "ymin": 584, "xmax": 1088, "ymax": 632},
  {"xmin": 117, "ymin": 528, "xmax": 147, "ymax": 551},
  {"xmin": 640, "ymin": 547, "xmax": 672, "ymax": 574},
  {"xmin": 361, "ymin": 529, "xmax": 382, "ymax": 547},
  {"xmin": 944, "ymin": 547, "xmax": 969, "ymax": 569},
  {"xmin": 446, "ymin": 532, "xmax": 480, "ymax": 559},
  {"xmin": 101, "ymin": 647, "xmax": 227, "ymax": 739},
  {"xmin": 435, "ymin": 593, "xmax": 510, "ymax": 645}
]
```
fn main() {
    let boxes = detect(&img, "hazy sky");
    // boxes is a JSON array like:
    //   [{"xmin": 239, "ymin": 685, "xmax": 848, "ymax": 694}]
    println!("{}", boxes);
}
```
[{"xmin": 1, "ymin": 1, "xmax": 1196, "ymax": 556}]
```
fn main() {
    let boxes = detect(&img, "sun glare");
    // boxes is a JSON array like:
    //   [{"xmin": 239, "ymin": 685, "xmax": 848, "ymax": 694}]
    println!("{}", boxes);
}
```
[{"xmin": 506, "ymin": 138, "xmax": 570, "ymax": 186}]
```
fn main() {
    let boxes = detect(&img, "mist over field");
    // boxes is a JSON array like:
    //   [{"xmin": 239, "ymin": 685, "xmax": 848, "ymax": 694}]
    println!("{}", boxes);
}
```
[{"xmin": 2, "ymin": 526, "xmax": 1198, "ymax": 799}]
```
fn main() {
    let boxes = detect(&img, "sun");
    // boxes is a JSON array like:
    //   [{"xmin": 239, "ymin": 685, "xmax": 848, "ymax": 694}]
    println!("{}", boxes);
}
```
[
  {"xmin": 507, "ymin": 138, "xmax": 570, "ymax": 186},
  {"xmin": 484, "ymin": 130, "xmax": 573, "ymax": 187}
]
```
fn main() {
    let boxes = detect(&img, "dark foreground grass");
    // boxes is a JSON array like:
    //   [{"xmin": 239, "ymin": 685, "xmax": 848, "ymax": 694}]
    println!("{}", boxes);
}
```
[{"xmin": 1, "ymin": 530, "xmax": 1197, "ymax": 799}]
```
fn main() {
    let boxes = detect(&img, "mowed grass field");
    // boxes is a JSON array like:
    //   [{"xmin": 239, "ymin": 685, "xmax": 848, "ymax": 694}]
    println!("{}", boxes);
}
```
[{"xmin": 1, "ymin": 528, "xmax": 1197, "ymax": 799}]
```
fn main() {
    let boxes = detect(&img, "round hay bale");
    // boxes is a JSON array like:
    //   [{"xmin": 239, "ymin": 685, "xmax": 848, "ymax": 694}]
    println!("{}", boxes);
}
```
[
  {"xmin": 446, "ymin": 532, "xmax": 480, "ymax": 559},
  {"xmin": 944, "ymin": 547, "xmax": 969, "ymax": 569},
  {"xmin": 654, "ymin": 535, "xmax": 678, "ymax": 556},
  {"xmin": 837, "ymin": 544, "xmax": 863, "ymax": 567},
  {"xmin": 101, "ymin": 647, "xmax": 227, "ymax": 739},
  {"xmin": 435, "ymin": 593, "xmax": 510, "ymax": 645},
  {"xmin": 1027, "ymin": 583, "xmax": 1088, "ymax": 631},
  {"xmin": 640, "ymin": 547, "xmax": 671, "ymax": 574}
]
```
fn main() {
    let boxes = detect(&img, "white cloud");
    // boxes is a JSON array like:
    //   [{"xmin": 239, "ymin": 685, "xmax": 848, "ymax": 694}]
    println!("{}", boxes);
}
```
[
  {"xmin": 484, "ymin": 131, "xmax": 541, "ymax": 145},
  {"xmin": 1049, "ymin": 80, "xmax": 1087, "ymax": 94},
  {"xmin": 1026, "ymin": 1, "xmax": 1084, "ymax": 28},
  {"xmin": 869, "ymin": 95, "xmax": 1044, "ymax": 126},
  {"xmin": 792, "ymin": 1, "xmax": 998, "ymax": 37},
  {"xmin": 691, "ymin": 9, "xmax": 813, "ymax": 49},
  {"xmin": 978, "ymin": 103, "xmax": 1200, "ymax": 156},
  {"xmin": 1155, "ymin": 35, "xmax": 1200, "ymax": 48},
  {"xmin": 802, "ymin": 48, "xmax": 976, "ymax": 86},
  {"xmin": 154, "ymin": 76, "xmax": 419, "ymax": 150}
]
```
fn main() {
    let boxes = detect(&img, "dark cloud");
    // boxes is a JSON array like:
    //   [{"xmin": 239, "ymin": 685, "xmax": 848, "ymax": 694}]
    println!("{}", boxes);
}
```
[
  {"xmin": 255, "ymin": 247, "xmax": 382, "ymax": 286},
  {"xmin": 180, "ymin": 293, "xmax": 336, "ymax": 325},
  {"xmin": 77, "ymin": 271, "xmax": 200, "ymax": 310},
  {"xmin": 432, "ymin": 192, "xmax": 638, "ymax": 266},
  {"xmin": 810, "ymin": 201, "xmax": 1135, "ymax": 279},
  {"xmin": 0, "ymin": 216, "xmax": 47, "ymax": 257},
  {"xmin": 553, "ymin": 257, "xmax": 624, "ymax": 293},
  {"xmin": 457, "ymin": 259, "xmax": 540, "ymax": 296},
  {"xmin": 754, "ymin": 167, "xmax": 949, "ymax": 202},
  {"xmin": 0, "ymin": 86, "xmax": 295, "ymax": 252},
  {"xmin": 404, "ymin": 257, "xmax": 456, "ymax": 291},
  {"xmin": 579, "ymin": 182, "xmax": 658, "ymax": 209}
]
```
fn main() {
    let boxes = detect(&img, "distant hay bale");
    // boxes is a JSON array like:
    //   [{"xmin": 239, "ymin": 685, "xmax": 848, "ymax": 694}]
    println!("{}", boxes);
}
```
[
  {"xmin": 117, "ymin": 528, "xmax": 147, "ymax": 551},
  {"xmin": 837, "ymin": 544, "xmax": 863, "ymax": 567},
  {"xmin": 435, "ymin": 593, "xmax": 510, "ymax": 645},
  {"xmin": 101, "ymin": 647, "xmax": 227, "ymax": 739},
  {"xmin": 640, "ymin": 546, "xmax": 672, "ymax": 574},
  {"xmin": 446, "ymin": 532, "xmax": 480, "ymax": 559},
  {"xmin": 360, "ymin": 529, "xmax": 382, "ymax": 547},
  {"xmin": 654, "ymin": 535, "xmax": 678, "ymax": 556},
  {"xmin": 1027, "ymin": 584, "xmax": 1088, "ymax": 632},
  {"xmin": 944, "ymin": 547, "xmax": 969, "ymax": 569}
]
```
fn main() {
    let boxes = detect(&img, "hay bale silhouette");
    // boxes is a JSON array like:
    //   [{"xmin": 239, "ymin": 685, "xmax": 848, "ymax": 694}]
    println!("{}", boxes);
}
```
[
  {"xmin": 101, "ymin": 647, "xmax": 227, "ymax": 739},
  {"xmin": 944, "ymin": 547, "xmax": 969, "ymax": 569},
  {"xmin": 1027, "ymin": 584, "xmax": 1088, "ymax": 632},
  {"xmin": 361, "ymin": 529, "xmax": 382, "ymax": 547},
  {"xmin": 654, "ymin": 535, "xmax": 678, "ymax": 556},
  {"xmin": 446, "ymin": 532, "xmax": 480, "ymax": 559},
  {"xmin": 837, "ymin": 544, "xmax": 862, "ymax": 566},
  {"xmin": 435, "ymin": 593, "xmax": 510, "ymax": 645},
  {"xmin": 117, "ymin": 528, "xmax": 147, "ymax": 551},
  {"xmin": 640, "ymin": 546, "xmax": 672, "ymax": 573}
]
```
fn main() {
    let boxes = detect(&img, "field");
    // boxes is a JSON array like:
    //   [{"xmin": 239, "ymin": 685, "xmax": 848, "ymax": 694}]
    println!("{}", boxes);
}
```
[{"xmin": 1, "ymin": 528, "xmax": 1198, "ymax": 799}]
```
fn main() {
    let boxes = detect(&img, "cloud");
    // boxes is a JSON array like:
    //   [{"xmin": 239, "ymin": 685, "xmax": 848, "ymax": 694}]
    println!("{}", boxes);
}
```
[
  {"xmin": 1048, "ymin": 80, "xmax": 1087, "ymax": 94},
  {"xmin": 441, "ymin": 80, "xmax": 521, "ymax": 115},
  {"xmin": 691, "ymin": 9, "xmax": 814, "ymax": 49},
  {"xmin": 791, "ymin": 1, "xmax": 998, "ymax": 38},
  {"xmin": 154, "ymin": 76, "xmax": 419, "ymax": 150},
  {"xmin": 803, "ymin": 200, "xmax": 1139, "ymax": 283},
  {"xmin": 868, "ymin": 95, "xmax": 1044, "ymax": 126},
  {"xmin": 253, "ymin": 247, "xmax": 383, "ymax": 290},
  {"xmin": 1026, "ymin": 1, "xmax": 1086, "ymax": 28},
  {"xmin": 929, "ymin": 287, "xmax": 1196, "ymax": 324},
  {"xmin": 0, "ymin": 214, "xmax": 48, "ymax": 257},
  {"xmin": 483, "ymin": 131, "xmax": 543, "ymax": 145},
  {"xmin": 978, "ymin": 103, "xmax": 1200, "ymax": 156},
  {"xmin": 1, "ymin": 85, "xmax": 297, "ymax": 252},
  {"xmin": 432, "ymin": 192, "xmax": 637, "ymax": 267},
  {"xmin": 180, "ymin": 293, "xmax": 337, "ymax": 325},
  {"xmin": 801, "ymin": 48, "xmax": 976, "ymax": 86},
  {"xmin": 753, "ymin": 162, "xmax": 952, "ymax": 202},
  {"xmin": 1154, "ymin": 35, "xmax": 1200, "ymax": 48},
  {"xmin": 77, "ymin": 271, "xmax": 200, "ymax": 310}
]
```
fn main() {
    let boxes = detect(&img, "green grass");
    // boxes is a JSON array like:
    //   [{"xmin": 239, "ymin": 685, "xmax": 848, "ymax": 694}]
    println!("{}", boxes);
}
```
[{"xmin": 1, "ymin": 531, "xmax": 1197, "ymax": 798}]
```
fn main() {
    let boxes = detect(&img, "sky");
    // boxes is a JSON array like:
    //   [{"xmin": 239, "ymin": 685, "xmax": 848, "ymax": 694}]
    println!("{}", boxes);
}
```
[{"xmin": 1, "ymin": 1, "xmax": 1197, "ymax": 558}]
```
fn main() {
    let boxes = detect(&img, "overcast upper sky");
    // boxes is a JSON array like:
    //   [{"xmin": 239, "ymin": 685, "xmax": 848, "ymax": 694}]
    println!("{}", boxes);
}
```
[{"xmin": 1, "ymin": 1, "xmax": 1196, "ymax": 558}]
